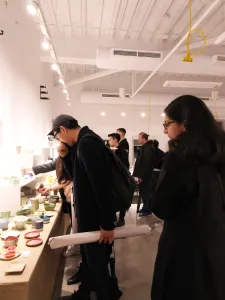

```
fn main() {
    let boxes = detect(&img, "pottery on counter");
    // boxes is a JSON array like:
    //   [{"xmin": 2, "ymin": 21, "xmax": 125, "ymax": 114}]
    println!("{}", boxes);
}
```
[
  {"xmin": 0, "ymin": 219, "xmax": 10, "ymax": 230},
  {"xmin": 49, "ymin": 195, "xmax": 59, "ymax": 204},
  {"xmin": 4, "ymin": 236, "xmax": 18, "ymax": 248},
  {"xmin": 0, "ymin": 211, "xmax": 11, "ymax": 218},
  {"xmin": 44, "ymin": 203, "xmax": 56, "ymax": 211},
  {"xmin": 14, "ymin": 216, "xmax": 28, "ymax": 230},
  {"xmin": 16, "ymin": 208, "xmax": 31, "ymax": 216},
  {"xmin": 30, "ymin": 198, "xmax": 39, "ymax": 211}
]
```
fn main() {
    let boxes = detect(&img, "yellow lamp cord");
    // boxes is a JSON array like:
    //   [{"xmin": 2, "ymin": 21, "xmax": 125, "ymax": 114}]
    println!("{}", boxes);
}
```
[{"xmin": 183, "ymin": 0, "xmax": 207, "ymax": 62}]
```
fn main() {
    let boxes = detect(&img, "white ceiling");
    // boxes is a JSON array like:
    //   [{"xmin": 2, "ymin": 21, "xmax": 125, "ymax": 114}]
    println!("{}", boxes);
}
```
[{"xmin": 39, "ymin": 0, "xmax": 225, "ymax": 95}]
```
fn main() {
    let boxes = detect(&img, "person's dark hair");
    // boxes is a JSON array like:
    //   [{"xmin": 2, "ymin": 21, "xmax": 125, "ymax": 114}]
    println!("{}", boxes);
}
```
[
  {"xmin": 117, "ymin": 128, "xmax": 126, "ymax": 135},
  {"xmin": 108, "ymin": 133, "xmax": 120, "ymax": 143},
  {"xmin": 56, "ymin": 157, "xmax": 72, "ymax": 184},
  {"xmin": 139, "ymin": 132, "xmax": 149, "ymax": 141},
  {"xmin": 164, "ymin": 95, "xmax": 225, "ymax": 164}
]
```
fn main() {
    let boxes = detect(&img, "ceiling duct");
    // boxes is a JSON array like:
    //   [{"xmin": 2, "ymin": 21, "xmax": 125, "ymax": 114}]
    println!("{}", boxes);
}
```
[
  {"xmin": 102, "ymin": 93, "xmax": 130, "ymax": 99},
  {"xmin": 163, "ymin": 80, "xmax": 223, "ymax": 89},
  {"xmin": 97, "ymin": 47, "xmax": 162, "ymax": 71},
  {"xmin": 212, "ymin": 55, "xmax": 225, "ymax": 64}
]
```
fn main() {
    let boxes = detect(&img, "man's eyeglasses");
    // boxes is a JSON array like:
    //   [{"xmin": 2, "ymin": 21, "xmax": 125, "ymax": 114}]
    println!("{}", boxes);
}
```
[
  {"xmin": 53, "ymin": 129, "xmax": 60, "ymax": 140},
  {"xmin": 163, "ymin": 121, "xmax": 175, "ymax": 130}
]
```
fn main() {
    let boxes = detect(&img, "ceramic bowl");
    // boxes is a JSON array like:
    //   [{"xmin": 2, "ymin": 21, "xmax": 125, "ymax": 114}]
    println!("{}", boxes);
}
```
[
  {"xmin": 36, "ymin": 196, "xmax": 46, "ymax": 204},
  {"xmin": 44, "ymin": 203, "xmax": 56, "ymax": 211},
  {"xmin": 14, "ymin": 216, "xmax": 28, "ymax": 230},
  {"xmin": 4, "ymin": 236, "xmax": 18, "ymax": 248},
  {"xmin": 0, "ymin": 218, "xmax": 10, "ymax": 230}
]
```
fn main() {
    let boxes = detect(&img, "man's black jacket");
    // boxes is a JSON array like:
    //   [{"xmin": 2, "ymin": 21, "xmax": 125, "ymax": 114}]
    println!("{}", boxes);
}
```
[
  {"xmin": 133, "ymin": 141, "xmax": 154, "ymax": 180},
  {"xmin": 115, "ymin": 145, "xmax": 130, "ymax": 170},
  {"xmin": 62, "ymin": 126, "xmax": 115, "ymax": 233}
]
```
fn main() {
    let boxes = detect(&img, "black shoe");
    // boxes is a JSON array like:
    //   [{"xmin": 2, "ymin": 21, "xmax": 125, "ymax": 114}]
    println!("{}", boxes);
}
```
[
  {"xmin": 114, "ymin": 219, "xmax": 125, "ymax": 227},
  {"xmin": 67, "ymin": 267, "xmax": 82, "ymax": 285}
]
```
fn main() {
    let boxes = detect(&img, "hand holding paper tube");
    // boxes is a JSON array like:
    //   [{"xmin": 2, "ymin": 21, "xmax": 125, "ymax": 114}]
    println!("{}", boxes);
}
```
[{"xmin": 48, "ymin": 225, "xmax": 151, "ymax": 249}]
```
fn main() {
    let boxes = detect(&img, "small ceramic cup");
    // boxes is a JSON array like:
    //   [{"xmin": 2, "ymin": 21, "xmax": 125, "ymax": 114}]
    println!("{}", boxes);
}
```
[
  {"xmin": 31, "ymin": 216, "xmax": 41, "ymax": 228},
  {"xmin": 34, "ymin": 219, "xmax": 44, "ymax": 231},
  {"xmin": 30, "ymin": 198, "xmax": 39, "ymax": 211},
  {"xmin": 0, "ymin": 219, "xmax": 10, "ymax": 230},
  {"xmin": 0, "ymin": 211, "xmax": 11, "ymax": 218}
]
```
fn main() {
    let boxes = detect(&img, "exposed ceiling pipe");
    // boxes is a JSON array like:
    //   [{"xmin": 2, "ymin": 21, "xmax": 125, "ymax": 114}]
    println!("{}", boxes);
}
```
[{"xmin": 131, "ymin": 0, "xmax": 221, "ymax": 98}]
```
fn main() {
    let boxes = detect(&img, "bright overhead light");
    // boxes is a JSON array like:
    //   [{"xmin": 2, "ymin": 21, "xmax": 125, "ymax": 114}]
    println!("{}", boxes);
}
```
[
  {"xmin": 42, "ymin": 40, "xmax": 50, "ymax": 50},
  {"xmin": 51, "ymin": 63, "xmax": 58, "ymax": 71},
  {"xmin": 214, "ymin": 32, "xmax": 225, "ymax": 45},
  {"xmin": 27, "ymin": 4, "xmax": 37, "ymax": 15},
  {"xmin": 67, "ymin": 102, "xmax": 71, "ymax": 106},
  {"xmin": 141, "ymin": 112, "xmax": 146, "ymax": 117},
  {"xmin": 59, "ymin": 78, "xmax": 64, "ymax": 85},
  {"xmin": 163, "ymin": 80, "xmax": 223, "ymax": 89},
  {"xmin": 121, "ymin": 112, "xmax": 126, "ymax": 117},
  {"xmin": 63, "ymin": 89, "xmax": 67, "ymax": 94},
  {"xmin": 161, "ymin": 113, "xmax": 165, "ymax": 117},
  {"xmin": 100, "ymin": 112, "xmax": 106, "ymax": 117}
]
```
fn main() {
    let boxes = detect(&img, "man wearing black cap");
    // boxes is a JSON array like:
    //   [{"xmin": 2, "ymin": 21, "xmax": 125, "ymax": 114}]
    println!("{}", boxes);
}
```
[{"xmin": 48, "ymin": 115, "xmax": 121, "ymax": 300}]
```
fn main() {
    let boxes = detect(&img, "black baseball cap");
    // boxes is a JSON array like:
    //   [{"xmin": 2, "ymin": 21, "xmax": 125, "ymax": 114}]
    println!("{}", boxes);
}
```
[{"xmin": 47, "ymin": 114, "xmax": 79, "ymax": 136}]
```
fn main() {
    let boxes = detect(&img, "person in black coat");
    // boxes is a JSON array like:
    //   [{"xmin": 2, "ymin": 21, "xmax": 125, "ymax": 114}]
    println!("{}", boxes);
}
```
[
  {"xmin": 108, "ymin": 133, "xmax": 129, "ymax": 227},
  {"xmin": 116, "ymin": 128, "xmax": 129, "ymax": 153},
  {"xmin": 133, "ymin": 132, "xmax": 154, "ymax": 217},
  {"xmin": 47, "ymin": 115, "xmax": 122, "ymax": 300},
  {"xmin": 151, "ymin": 95, "xmax": 225, "ymax": 300}
]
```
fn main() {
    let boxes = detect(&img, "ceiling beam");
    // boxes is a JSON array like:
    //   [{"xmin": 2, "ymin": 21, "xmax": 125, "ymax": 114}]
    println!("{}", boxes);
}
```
[{"xmin": 66, "ymin": 69, "xmax": 120, "ymax": 86}]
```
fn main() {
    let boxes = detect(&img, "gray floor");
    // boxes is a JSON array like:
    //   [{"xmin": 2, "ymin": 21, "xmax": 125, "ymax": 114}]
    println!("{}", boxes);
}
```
[{"xmin": 54, "ymin": 204, "xmax": 163, "ymax": 300}]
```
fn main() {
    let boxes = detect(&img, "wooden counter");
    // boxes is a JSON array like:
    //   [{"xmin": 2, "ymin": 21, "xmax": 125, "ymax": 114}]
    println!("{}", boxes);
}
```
[{"xmin": 0, "ymin": 203, "xmax": 70, "ymax": 300}]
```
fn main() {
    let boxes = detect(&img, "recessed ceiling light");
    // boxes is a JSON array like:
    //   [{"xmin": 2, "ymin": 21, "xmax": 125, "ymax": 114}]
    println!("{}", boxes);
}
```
[
  {"xmin": 121, "ymin": 112, "xmax": 126, "ymax": 117},
  {"xmin": 67, "ymin": 102, "xmax": 71, "ymax": 106},
  {"xmin": 59, "ymin": 78, "xmax": 64, "ymax": 85},
  {"xmin": 100, "ymin": 112, "xmax": 106, "ymax": 117},
  {"xmin": 42, "ymin": 40, "xmax": 50, "ymax": 50},
  {"xmin": 161, "ymin": 113, "xmax": 165, "ymax": 117},
  {"xmin": 141, "ymin": 113, "xmax": 146, "ymax": 117},
  {"xmin": 63, "ymin": 89, "xmax": 67, "ymax": 94},
  {"xmin": 51, "ymin": 63, "xmax": 58, "ymax": 71},
  {"xmin": 27, "ymin": 4, "xmax": 37, "ymax": 15}
]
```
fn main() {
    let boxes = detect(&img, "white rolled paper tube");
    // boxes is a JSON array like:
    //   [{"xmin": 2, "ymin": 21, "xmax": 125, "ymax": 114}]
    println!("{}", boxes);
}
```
[{"xmin": 48, "ymin": 225, "xmax": 151, "ymax": 250}]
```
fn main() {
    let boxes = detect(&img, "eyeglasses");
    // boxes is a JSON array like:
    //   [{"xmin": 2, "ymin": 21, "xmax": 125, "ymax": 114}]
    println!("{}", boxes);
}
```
[
  {"xmin": 163, "ymin": 121, "xmax": 175, "ymax": 130},
  {"xmin": 53, "ymin": 129, "xmax": 60, "ymax": 140}
]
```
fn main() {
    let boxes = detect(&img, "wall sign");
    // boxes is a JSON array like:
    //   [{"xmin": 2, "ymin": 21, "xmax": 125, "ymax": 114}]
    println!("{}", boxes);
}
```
[{"xmin": 40, "ymin": 85, "xmax": 50, "ymax": 100}]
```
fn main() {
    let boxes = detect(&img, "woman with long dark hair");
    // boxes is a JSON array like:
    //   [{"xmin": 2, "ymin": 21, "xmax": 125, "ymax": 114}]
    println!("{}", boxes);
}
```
[{"xmin": 151, "ymin": 95, "xmax": 225, "ymax": 300}]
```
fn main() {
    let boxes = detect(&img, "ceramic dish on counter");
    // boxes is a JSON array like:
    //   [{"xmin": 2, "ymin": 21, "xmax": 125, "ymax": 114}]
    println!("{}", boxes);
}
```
[
  {"xmin": 0, "ymin": 248, "xmax": 21, "ymax": 261},
  {"xmin": 0, "ymin": 218, "xmax": 10, "ymax": 230},
  {"xmin": 1, "ymin": 231, "xmax": 20, "ymax": 240},
  {"xmin": 26, "ymin": 238, "xmax": 43, "ymax": 247},
  {"xmin": 0, "ymin": 211, "xmax": 11, "ymax": 218},
  {"xmin": 14, "ymin": 216, "xmax": 28, "ymax": 230},
  {"xmin": 26, "ymin": 215, "xmax": 40, "ymax": 225},
  {"xmin": 44, "ymin": 203, "xmax": 56, "ymax": 211},
  {"xmin": 24, "ymin": 231, "xmax": 40, "ymax": 239},
  {"xmin": 16, "ymin": 208, "xmax": 31, "ymax": 216},
  {"xmin": 4, "ymin": 236, "xmax": 18, "ymax": 248},
  {"xmin": 49, "ymin": 195, "xmax": 59, "ymax": 204}
]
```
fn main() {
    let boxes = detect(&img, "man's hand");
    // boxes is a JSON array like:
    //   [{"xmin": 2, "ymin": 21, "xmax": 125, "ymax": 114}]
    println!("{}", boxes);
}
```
[
  {"xmin": 99, "ymin": 228, "xmax": 114, "ymax": 244},
  {"xmin": 57, "ymin": 143, "xmax": 69, "ymax": 158}
]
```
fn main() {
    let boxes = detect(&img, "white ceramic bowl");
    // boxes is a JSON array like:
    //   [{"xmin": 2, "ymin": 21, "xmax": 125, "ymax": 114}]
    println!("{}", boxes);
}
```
[
  {"xmin": 0, "ymin": 219, "xmax": 10, "ymax": 230},
  {"xmin": 14, "ymin": 216, "xmax": 28, "ymax": 230}
]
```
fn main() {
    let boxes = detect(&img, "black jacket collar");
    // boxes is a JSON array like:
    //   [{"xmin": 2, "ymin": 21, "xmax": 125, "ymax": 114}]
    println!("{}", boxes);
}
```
[{"xmin": 77, "ymin": 126, "xmax": 92, "ymax": 143}]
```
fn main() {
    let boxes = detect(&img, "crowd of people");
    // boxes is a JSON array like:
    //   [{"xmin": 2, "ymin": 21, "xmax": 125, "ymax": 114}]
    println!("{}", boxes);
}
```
[{"xmin": 33, "ymin": 94, "xmax": 225, "ymax": 300}]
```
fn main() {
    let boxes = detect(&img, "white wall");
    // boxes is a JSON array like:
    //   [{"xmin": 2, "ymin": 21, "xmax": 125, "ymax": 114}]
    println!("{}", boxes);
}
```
[{"xmin": 0, "ymin": 0, "xmax": 53, "ymax": 155}]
